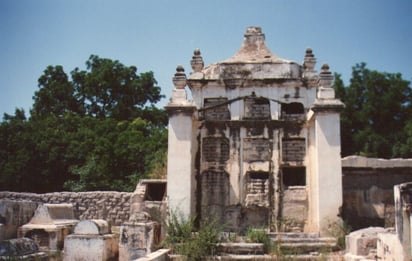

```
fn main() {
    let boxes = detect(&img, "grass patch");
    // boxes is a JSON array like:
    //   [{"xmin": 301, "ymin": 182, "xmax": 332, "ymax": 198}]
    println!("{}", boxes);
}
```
[
  {"xmin": 245, "ymin": 227, "xmax": 271, "ymax": 253},
  {"xmin": 161, "ymin": 211, "xmax": 222, "ymax": 261}
]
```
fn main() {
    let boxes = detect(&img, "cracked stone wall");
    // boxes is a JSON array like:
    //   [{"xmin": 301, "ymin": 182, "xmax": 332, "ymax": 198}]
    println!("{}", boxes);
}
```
[{"xmin": 0, "ymin": 191, "xmax": 131, "ymax": 230}]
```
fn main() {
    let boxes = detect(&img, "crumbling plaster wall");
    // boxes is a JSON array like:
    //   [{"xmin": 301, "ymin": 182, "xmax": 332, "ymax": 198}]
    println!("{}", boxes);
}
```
[
  {"xmin": 0, "ymin": 191, "xmax": 132, "ymax": 229},
  {"xmin": 342, "ymin": 156, "xmax": 412, "ymax": 230}
]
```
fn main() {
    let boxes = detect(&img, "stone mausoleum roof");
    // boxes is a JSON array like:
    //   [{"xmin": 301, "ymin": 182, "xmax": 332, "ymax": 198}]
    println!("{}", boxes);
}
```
[{"xmin": 195, "ymin": 26, "xmax": 302, "ymax": 81}]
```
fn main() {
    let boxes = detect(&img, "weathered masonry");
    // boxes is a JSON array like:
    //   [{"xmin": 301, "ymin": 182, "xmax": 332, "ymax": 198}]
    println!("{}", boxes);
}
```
[{"xmin": 165, "ymin": 27, "xmax": 344, "ymax": 235}]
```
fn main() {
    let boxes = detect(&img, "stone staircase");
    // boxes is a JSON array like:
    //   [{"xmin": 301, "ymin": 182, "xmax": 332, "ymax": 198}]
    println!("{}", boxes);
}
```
[
  {"xmin": 210, "ymin": 233, "xmax": 343, "ymax": 260},
  {"xmin": 269, "ymin": 232, "xmax": 340, "ymax": 255}
]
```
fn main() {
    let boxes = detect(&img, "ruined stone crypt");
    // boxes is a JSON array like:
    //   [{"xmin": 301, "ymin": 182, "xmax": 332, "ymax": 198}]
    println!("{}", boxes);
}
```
[{"xmin": 166, "ymin": 26, "xmax": 344, "ymax": 235}]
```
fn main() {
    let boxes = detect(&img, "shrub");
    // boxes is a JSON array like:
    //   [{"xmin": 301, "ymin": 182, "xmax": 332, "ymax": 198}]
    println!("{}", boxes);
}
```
[
  {"xmin": 162, "ymin": 212, "xmax": 222, "ymax": 260},
  {"xmin": 245, "ymin": 227, "xmax": 271, "ymax": 253}
]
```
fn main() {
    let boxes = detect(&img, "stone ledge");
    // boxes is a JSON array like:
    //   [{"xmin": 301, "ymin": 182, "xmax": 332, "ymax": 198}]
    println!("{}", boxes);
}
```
[{"xmin": 342, "ymin": 155, "xmax": 412, "ymax": 169}]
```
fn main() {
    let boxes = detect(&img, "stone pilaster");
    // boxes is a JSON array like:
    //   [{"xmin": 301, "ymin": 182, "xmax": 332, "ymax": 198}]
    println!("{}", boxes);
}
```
[
  {"xmin": 165, "ymin": 66, "xmax": 196, "ymax": 219},
  {"xmin": 307, "ymin": 64, "xmax": 344, "ymax": 235}
]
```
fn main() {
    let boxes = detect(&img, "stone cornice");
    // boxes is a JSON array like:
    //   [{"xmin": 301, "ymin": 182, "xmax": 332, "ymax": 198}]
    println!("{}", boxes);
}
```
[{"xmin": 164, "ymin": 104, "xmax": 196, "ymax": 116}]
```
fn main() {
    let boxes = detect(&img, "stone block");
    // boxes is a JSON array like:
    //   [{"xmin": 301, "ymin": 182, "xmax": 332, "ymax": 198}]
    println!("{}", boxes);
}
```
[
  {"xmin": 63, "ymin": 234, "xmax": 119, "ymax": 261},
  {"xmin": 119, "ymin": 221, "xmax": 160, "ymax": 261},
  {"xmin": 74, "ymin": 220, "xmax": 110, "ymax": 235},
  {"xmin": 345, "ymin": 227, "xmax": 387, "ymax": 259}
]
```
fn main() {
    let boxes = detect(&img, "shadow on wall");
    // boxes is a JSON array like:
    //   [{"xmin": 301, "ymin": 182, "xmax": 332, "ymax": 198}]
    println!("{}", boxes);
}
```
[{"xmin": 342, "ymin": 156, "xmax": 412, "ymax": 230}]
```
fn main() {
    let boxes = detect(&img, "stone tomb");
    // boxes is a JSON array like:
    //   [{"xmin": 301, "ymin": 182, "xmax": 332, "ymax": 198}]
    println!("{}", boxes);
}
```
[
  {"xmin": 119, "ymin": 179, "xmax": 164, "ymax": 260},
  {"xmin": 18, "ymin": 203, "xmax": 78, "ymax": 253},
  {"xmin": 63, "ymin": 219, "xmax": 118, "ymax": 261},
  {"xmin": 166, "ymin": 26, "xmax": 344, "ymax": 235}
]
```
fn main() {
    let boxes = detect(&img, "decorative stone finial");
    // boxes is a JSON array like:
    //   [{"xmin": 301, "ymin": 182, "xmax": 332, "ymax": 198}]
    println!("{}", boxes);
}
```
[
  {"xmin": 190, "ymin": 48, "xmax": 204, "ymax": 73},
  {"xmin": 319, "ymin": 63, "xmax": 334, "ymax": 88},
  {"xmin": 316, "ymin": 63, "xmax": 336, "ymax": 100},
  {"xmin": 304, "ymin": 48, "xmax": 316, "ymax": 71},
  {"xmin": 173, "ymin": 65, "xmax": 187, "ymax": 89},
  {"xmin": 245, "ymin": 26, "xmax": 262, "ymax": 35},
  {"xmin": 244, "ymin": 26, "xmax": 265, "ymax": 44}
]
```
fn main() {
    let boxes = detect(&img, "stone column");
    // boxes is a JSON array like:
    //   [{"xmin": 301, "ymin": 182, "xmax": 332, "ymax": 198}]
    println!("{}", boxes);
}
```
[
  {"xmin": 165, "ymin": 66, "xmax": 196, "ymax": 219},
  {"xmin": 395, "ymin": 182, "xmax": 412, "ymax": 260},
  {"xmin": 307, "ymin": 64, "xmax": 344, "ymax": 235}
]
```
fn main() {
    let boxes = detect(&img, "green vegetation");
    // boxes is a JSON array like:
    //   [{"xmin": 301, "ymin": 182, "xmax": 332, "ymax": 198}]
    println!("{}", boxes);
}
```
[
  {"xmin": 0, "ymin": 55, "xmax": 167, "ymax": 192},
  {"xmin": 245, "ymin": 227, "xmax": 271, "ymax": 253},
  {"xmin": 334, "ymin": 63, "xmax": 412, "ymax": 158},
  {"xmin": 162, "ymin": 212, "xmax": 221, "ymax": 261}
]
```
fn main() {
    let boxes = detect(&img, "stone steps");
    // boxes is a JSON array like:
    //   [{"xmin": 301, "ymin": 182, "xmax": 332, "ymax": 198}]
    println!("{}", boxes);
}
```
[
  {"xmin": 206, "ymin": 253, "xmax": 342, "ymax": 260},
  {"xmin": 217, "ymin": 242, "xmax": 265, "ymax": 255},
  {"xmin": 269, "ymin": 232, "xmax": 339, "ymax": 255},
  {"xmin": 170, "ymin": 233, "xmax": 342, "ymax": 260},
  {"xmin": 212, "ymin": 254, "xmax": 274, "ymax": 260}
]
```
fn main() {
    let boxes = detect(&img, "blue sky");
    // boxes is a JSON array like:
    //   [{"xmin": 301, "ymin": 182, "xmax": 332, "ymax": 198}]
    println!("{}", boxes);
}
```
[{"xmin": 0, "ymin": 0, "xmax": 411, "ymax": 117}]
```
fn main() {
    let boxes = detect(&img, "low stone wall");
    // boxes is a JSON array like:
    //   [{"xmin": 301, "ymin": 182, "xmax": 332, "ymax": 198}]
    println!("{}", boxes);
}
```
[
  {"xmin": 0, "ymin": 191, "xmax": 132, "ymax": 227},
  {"xmin": 342, "ymin": 156, "xmax": 412, "ymax": 230},
  {"xmin": 3, "ymin": 156, "xmax": 412, "ymax": 236}
]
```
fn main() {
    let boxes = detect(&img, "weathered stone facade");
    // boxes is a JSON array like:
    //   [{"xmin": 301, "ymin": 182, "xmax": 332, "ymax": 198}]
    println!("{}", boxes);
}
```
[{"xmin": 166, "ymin": 26, "xmax": 344, "ymax": 235}]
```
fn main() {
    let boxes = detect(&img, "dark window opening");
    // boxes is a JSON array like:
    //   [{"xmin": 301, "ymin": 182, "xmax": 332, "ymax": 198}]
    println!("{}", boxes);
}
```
[
  {"xmin": 145, "ymin": 183, "xmax": 166, "ymax": 201},
  {"xmin": 249, "ymin": 172, "xmax": 269, "ymax": 180},
  {"xmin": 281, "ymin": 103, "xmax": 304, "ymax": 114},
  {"xmin": 247, "ymin": 171, "xmax": 269, "ymax": 194},
  {"xmin": 281, "ymin": 103, "xmax": 305, "ymax": 121},
  {"xmin": 282, "ymin": 167, "xmax": 306, "ymax": 187}
]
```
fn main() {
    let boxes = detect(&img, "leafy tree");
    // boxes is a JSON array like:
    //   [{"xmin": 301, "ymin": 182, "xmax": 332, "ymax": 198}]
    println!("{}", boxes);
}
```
[
  {"xmin": 31, "ymin": 66, "xmax": 80, "ymax": 118},
  {"xmin": 64, "ymin": 118, "xmax": 167, "ymax": 191},
  {"xmin": 0, "ymin": 55, "xmax": 167, "ymax": 192},
  {"xmin": 0, "ymin": 109, "xmax": 33, "ymax": 191},
  {"xmin": 71, "ymin": 55, "xmax": 164, "ymax": 120},
  {"xmin": 334, "ymin": 63, "xmax": 412, "ymax": 158}
]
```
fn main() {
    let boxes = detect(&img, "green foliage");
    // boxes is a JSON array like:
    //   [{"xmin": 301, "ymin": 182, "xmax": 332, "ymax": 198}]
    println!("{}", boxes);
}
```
[
  {"xmin": 32, "ymin": 65, "xmax": 80, "ymax": 118},
  {"xmin": 71, "ymin": 55, "xmax": 164, "ymax": 120},
  {"xmin": 163, "ymin": 212, "xmax": 221, "ymax": 260},
  {"xmin": 245, "ymin": 227, "xmax": 271, "ymax": 253},
  {"xmin": 334, "ymin": 63, "xmax": 412, "ymax": 158},
  {"xmin": 0, "ymin": 55, "xmax": 167, "ymax": 192}
]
